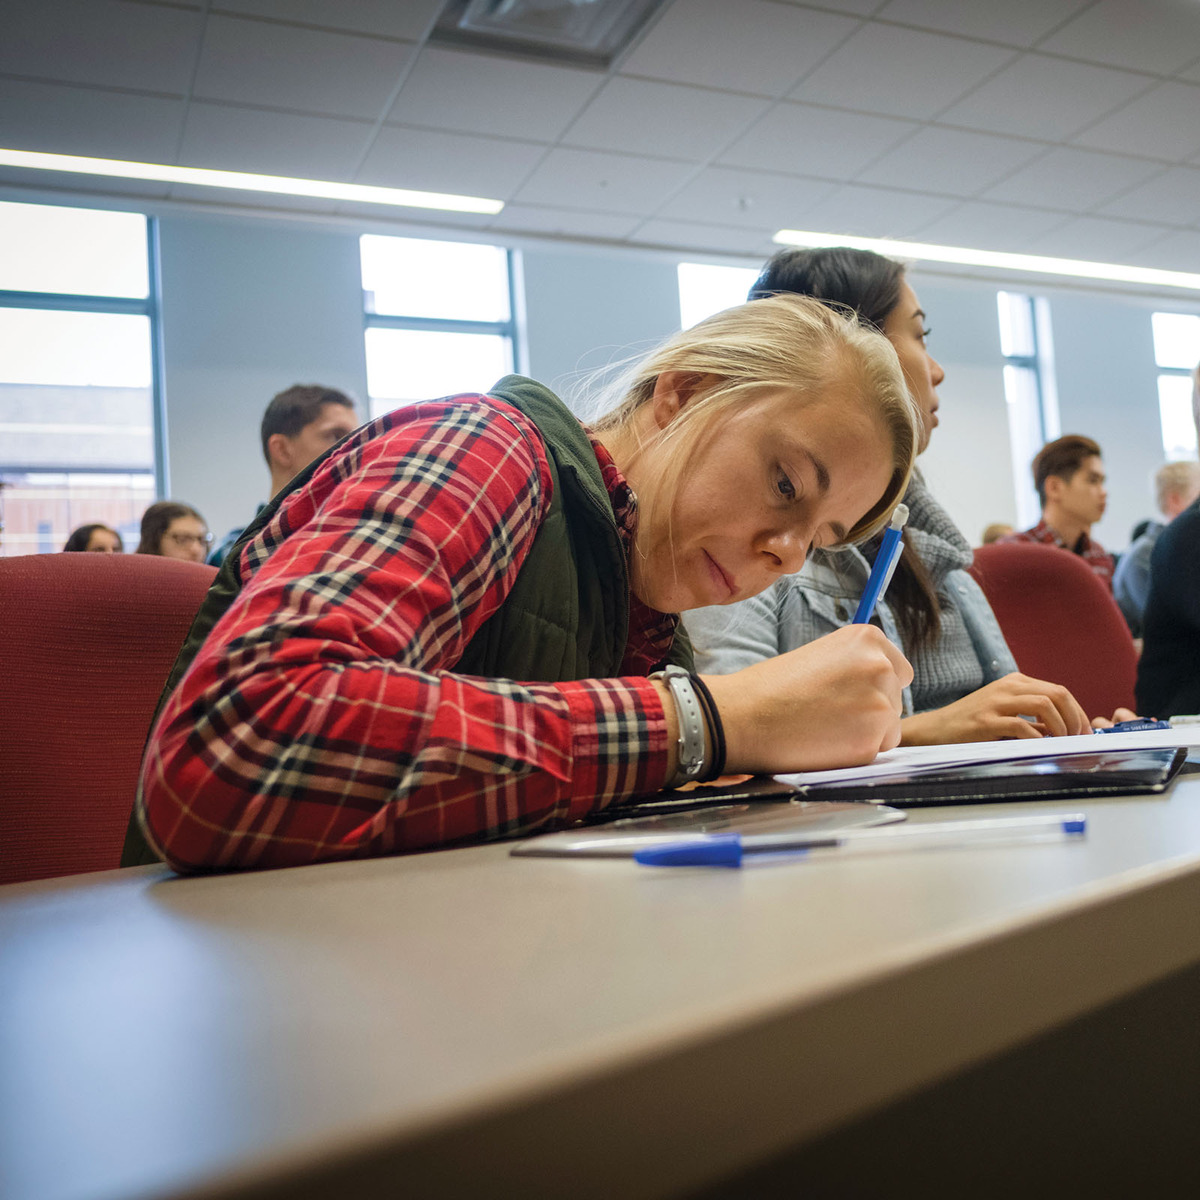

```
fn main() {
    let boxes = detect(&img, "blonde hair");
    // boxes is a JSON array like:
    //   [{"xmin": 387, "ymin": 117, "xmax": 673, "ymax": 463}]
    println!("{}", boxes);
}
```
[
  {"xmin": 592, "ymin": 293, "xmax": 919, "ymax": 546},
  {"xmin": 1155, "ymin": 460, "xmax": 1200, "ymax": 514}
]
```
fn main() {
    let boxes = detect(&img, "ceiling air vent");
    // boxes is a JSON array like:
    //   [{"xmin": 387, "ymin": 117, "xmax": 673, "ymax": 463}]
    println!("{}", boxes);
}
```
[{"xmin": 430, "ymin": 0, "xmax": 669, "ymax": 68}]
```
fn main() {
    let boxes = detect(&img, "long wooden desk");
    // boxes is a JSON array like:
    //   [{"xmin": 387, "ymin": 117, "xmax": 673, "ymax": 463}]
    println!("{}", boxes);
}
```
[{"xmin": 4, "ymin": 760, "xmax": 1200, "ymax": 1200}]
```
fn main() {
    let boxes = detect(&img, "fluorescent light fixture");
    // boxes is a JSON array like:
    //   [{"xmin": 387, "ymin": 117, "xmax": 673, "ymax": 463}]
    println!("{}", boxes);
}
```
[
  {"xmin": 0, "ymin": 148, "xmax": 504, "ymax": 215},
  {"xmin": 773, "ymin": 228, "xmax": 1200, "ymax": 292}
]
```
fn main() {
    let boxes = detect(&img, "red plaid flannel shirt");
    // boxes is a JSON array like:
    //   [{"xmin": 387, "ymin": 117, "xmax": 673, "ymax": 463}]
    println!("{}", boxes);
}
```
[
  {"xmin": 999, "ymin": 518, "xmax": 1115, "ymax": 589},
  {"xmin": 139, "ymin": 395, "xmax": 673, "ymax": 872}
]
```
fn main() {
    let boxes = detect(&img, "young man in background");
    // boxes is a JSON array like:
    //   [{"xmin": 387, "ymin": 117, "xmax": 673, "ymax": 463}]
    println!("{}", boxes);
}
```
[
  {"xmin": 209, "ymin": 385, "xmax": 359, "ymax": 567},
  {"xmin": 1000, "ymin": 434, "xmax": 1114, "ymax": 589}
]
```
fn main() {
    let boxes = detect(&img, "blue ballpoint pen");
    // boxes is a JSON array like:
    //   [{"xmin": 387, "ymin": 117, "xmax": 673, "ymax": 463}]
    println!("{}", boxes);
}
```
[
  {"xmin": 853, "ymin": 502, "xmax": 909, "ymax": 624},
  {"xmin": 633, "ymin": 812, "xmax": 1087, "ymax": 868}
]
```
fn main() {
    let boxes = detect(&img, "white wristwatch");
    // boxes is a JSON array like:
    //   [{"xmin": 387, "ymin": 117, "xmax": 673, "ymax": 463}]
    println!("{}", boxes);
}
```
[{"xmin": 653, "ymin": 664, "xmax": 710, "ymax": 788}]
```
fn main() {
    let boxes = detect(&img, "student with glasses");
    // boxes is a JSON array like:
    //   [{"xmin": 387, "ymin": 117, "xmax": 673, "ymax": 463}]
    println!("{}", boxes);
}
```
[{"xmin": 136, "ymin": 501, "xmax": 212, "ymax": 564}]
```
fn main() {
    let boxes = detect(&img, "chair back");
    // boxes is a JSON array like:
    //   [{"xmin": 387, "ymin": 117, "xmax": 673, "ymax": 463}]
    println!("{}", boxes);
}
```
[
  {"xmin": 968, "ymin": 542, "xmax": 1137, "ymax": 720},
  {"xmin": 0, "ymin": 553, "xmax": 215, "ymax": 885}
]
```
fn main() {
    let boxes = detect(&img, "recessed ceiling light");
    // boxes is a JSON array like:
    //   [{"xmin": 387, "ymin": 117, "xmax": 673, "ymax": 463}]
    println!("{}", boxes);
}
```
[
  {"xmin": 431, "ymin": 0, "xmax": 669, "ymax": 68},
  {"xmin": 773, "ymin": 228, "xmax": 1200, "ymax": 292},
  {"xmin": 0, "ymin": 148, "xmax": 505, "ymax": 215}
]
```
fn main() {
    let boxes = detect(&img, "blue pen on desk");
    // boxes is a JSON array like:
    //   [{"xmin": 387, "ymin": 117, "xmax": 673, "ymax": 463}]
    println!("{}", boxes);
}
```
[
  {"xmin": 1094, "ymin": 718, "xmax": 1171, "ymax": 734},
  {"xmin": 853, "ymin": 503, "xmax": 909, "ymax": 624},
  {"xmin": 633, "ymin": 812, "xmax": 1087, "ymax": 868}
]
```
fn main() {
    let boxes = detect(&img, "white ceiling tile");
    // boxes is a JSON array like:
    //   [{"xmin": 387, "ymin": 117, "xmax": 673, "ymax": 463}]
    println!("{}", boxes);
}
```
[
  {"xmin": 793, "ymin": 183, "xmax": 959, "ymax": 238},
  {"xmin": 0, "ymin": 78, "xmax": 186, "ymax": 162},
  {"xmin": 911, "ymin": 201, "xmax": 1068, "ymax": 250},
  {"xmin": 625, "ymin": 217, "xmax": 776, "ymax": 256},
  {"xmin": 563, "ymin": 78, "xmax": 769, "ymax": 160},
  {"xmin": 193, "ymin": 15, "xmax": 415, "ymax": 119},
  {"xmin": 788, "ymin": 23, "xmax": 1014, "ymax": 120},
  {"xmin": 937, "ymin": 53, "xmax": 1150, "ymax": 141},
  {"xmin": 652, "ymin": 164, "xmax": 840, "ymax": 229},
  {"xmin": 1039, "ymin": 0, "xmax": 1200, "ymax": 75},
  {"xmin": 1023, "ymin": 215, "xmax": 1169, "ymax": 260},
  {"xmin": 389, "ymin": 47, "xmax": 601, "ymax": 143},
  {"xmin": 652, "ymin": 166, "xmax": 836, "ymax": 229},
  {"xmin": 982, "ymin": 147, "xmax": 1163, "ymax": 210},
  {"xmin": 216, "ymin": 0, "xmax": 443, "ymax": 40},
  {"xmin": 488, "ymin": 205, "xmax": 641, "ymax": 240},
  {"xmin": 357, "ymin": 126, "xmax": 547, "ymax": 199},
  {"xmin": 0, "ymin": 0, "xmax": 202, "ymax": 94},
  {"xmin": 1072, "ymin": 82, "xmax": 1200, "ymax": 162},
  {"xmin": 718, "ymin": 103, "xmax": 917, "ymax": 180},
  {"xmin": 620, "ymin": 0, "xmax": 860, "ymax": 98},
  {"xmin": 1122, "ymin": 229, "xmax": 1200, "ymax": 272},
  {"xmin": 776, "ymin": 0, "xmax": 885, "ymax": 15},
  {"xmin": 856, "ymin": 126, "xmax": 1044, "ymax": 195},
  {"xmin": 873, "ymin": 0, "xmax": 1093, "ymax": 46},
  {"xmin": 512, "ymin": 147, "xmax": 697, "ymax": 215},
  {"xmin": 1097, "ymin": 166, "xmax": 1200, "ymax": 227},
  {"xmin": 178, "ymin": 102, "xmax": 375, "ymax": 178}
]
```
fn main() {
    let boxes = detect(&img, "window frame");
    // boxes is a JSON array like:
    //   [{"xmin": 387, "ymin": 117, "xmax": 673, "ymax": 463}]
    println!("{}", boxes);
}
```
[
  {"xmin": 998, "ymin": 291, "xmax": 1060, "ymax": 529},
  {"xmin": 361, "ymin": 239, "xmax": 523, "ymax": 415},
  {"xmin": 0, "ymin": 214, "xmax": 169, "ymax": 496},
  {"xmin": 1150, "ymin": 310, "xmax": 1200, "ymax": 461}
]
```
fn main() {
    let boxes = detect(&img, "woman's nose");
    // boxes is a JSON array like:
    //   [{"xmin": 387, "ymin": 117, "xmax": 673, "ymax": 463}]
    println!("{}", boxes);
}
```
[{"xmin": 761, "ymin": 527, "xmax": 809, "ymax": 575}]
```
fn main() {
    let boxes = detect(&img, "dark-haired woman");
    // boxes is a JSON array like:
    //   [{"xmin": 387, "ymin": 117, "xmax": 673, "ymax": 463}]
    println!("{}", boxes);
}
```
[
  {"xmin": 136, "ymin": 501, "xmax": 211, "ymax": 563},
  {"xmin": 63, "ymin": 523, "xmax": 123, "ymax": 553},
  {"xmin": 687, "ymin": 247, "xmax": 1094, "ymax": 744}
]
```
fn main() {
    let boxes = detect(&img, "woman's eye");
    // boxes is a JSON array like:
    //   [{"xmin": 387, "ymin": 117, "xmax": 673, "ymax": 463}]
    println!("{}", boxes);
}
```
[
  {"xmin": 920, "ymin": 326, "xmax": 932, "ymax": 343},
  {"xmin": 776, "ymin": 471, "xmax": 796, "ymax": 500}
]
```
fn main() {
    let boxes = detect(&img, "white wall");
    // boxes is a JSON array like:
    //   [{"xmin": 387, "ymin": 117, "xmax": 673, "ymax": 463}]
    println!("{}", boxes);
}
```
[
  {"xmin": 1049, "ymin": 293, "xmax": 1167, "ymax": 551},
  {"xmin": 158, "ymin": 214, "xmax": 368, "ymax": 540},
  {"xmin": 521, "ymin": 245, "xmax": 682, "ymax": 411},
  {"xmin": 906, "ymin": 273, "xmax": 1015, "ymax": 549}
]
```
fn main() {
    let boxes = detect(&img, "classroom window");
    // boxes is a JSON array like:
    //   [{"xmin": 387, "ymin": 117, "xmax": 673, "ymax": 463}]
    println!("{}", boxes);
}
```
[
  {"xmin": 1151, "ymin": 312, "xmax": 1200, "ymax": 461},
  {"xmin": 360, "ymin": 235, "xmax": 517, "ymax": 418},
  {"xmin": 676, "ymin": 262, "xmax": 760, "ymax": 329},
  {"xmin": 0, "ymin": 200, "xmax": 162, "ymax": 557},
  {"xmin": 998, "ymin": 291, "xmax": 1060, "ymax": 529}
]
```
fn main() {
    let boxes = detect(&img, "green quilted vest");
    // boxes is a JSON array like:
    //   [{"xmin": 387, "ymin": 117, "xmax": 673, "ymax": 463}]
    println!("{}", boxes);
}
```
[{"xmin": 122, "ymin": 376, "xmax": 692, "ymax": 866}]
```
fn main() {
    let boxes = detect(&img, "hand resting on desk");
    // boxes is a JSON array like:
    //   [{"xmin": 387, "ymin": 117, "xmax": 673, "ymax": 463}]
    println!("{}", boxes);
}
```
[
  {"xmin": 899, "ymin": 672, "xmax": 1091, "ymax": 745},
  {"xmin": 702, "ymin": 624, "xmax": 913, "ymax": 773}
]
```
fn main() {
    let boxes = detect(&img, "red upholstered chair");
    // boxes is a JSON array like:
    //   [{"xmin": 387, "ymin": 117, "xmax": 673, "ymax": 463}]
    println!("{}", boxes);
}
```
[
  {"xmin": 0, "ymin": 553, "xmax": 215, "ymax": 885},
  {"xmin": 968, "ymin": 541, "xmax": 1138, "ymax": 721}
]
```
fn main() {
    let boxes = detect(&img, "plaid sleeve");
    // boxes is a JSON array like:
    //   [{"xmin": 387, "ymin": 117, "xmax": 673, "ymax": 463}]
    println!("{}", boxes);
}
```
[{"xmin": 139, "ymin": 398, "xmax": 670, "ymax": 872}]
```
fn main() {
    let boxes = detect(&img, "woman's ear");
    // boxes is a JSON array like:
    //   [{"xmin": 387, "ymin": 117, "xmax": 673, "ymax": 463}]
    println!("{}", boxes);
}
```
[{"xmin": 649, "ymin": 371, "xmax": 717, "ymax": 430}]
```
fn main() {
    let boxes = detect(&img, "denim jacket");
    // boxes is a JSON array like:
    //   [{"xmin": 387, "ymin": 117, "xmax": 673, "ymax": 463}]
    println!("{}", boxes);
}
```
[{"xmin": 685, "ymin": 473, "xmax": 1016, "ymax": 717}]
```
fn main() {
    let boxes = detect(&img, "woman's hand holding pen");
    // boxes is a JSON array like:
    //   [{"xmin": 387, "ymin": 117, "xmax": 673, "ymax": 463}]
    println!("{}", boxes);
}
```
[
  {"xmin": 899, "ymin": 672, "xmax": 1090, "ymax": 746},
  {"xmin": 702, "ymin": 625, "xmax": 914, "ymax": 773}
]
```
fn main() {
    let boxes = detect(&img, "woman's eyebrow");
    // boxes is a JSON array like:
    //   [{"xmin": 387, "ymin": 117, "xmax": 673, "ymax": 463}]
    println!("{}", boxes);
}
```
[{"xmin": 797, "ymin": 444, "xmax": 830, "ymax": 494}]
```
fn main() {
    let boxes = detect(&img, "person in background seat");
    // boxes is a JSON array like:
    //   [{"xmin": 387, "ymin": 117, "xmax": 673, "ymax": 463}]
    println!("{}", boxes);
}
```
[
  {"xmin": 999, "ymin": 435, "xmax": 1114, "ymax": 590},
  {"xmin": 209, "ymin": 385, "xmax": 360, "ymax": 567},
  {"xmin": 63, "ymin": 523, "xmax": 123, "ymax": 553},
  {"xmin": 136, "ymin": 502, "xmax": 210, "ymax": 564}
]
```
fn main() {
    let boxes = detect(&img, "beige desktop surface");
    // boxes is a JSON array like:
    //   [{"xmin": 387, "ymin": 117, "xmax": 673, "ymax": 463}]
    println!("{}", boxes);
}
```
[{"xmin": 4, "ymin": 769, "xmax": 1200, "ymax": 1200}]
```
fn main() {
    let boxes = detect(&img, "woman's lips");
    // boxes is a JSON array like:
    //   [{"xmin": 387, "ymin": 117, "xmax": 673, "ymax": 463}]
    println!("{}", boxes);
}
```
[{"xmin": 705, "ymin": 551, "xmax": 736, "ymax": 600}]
